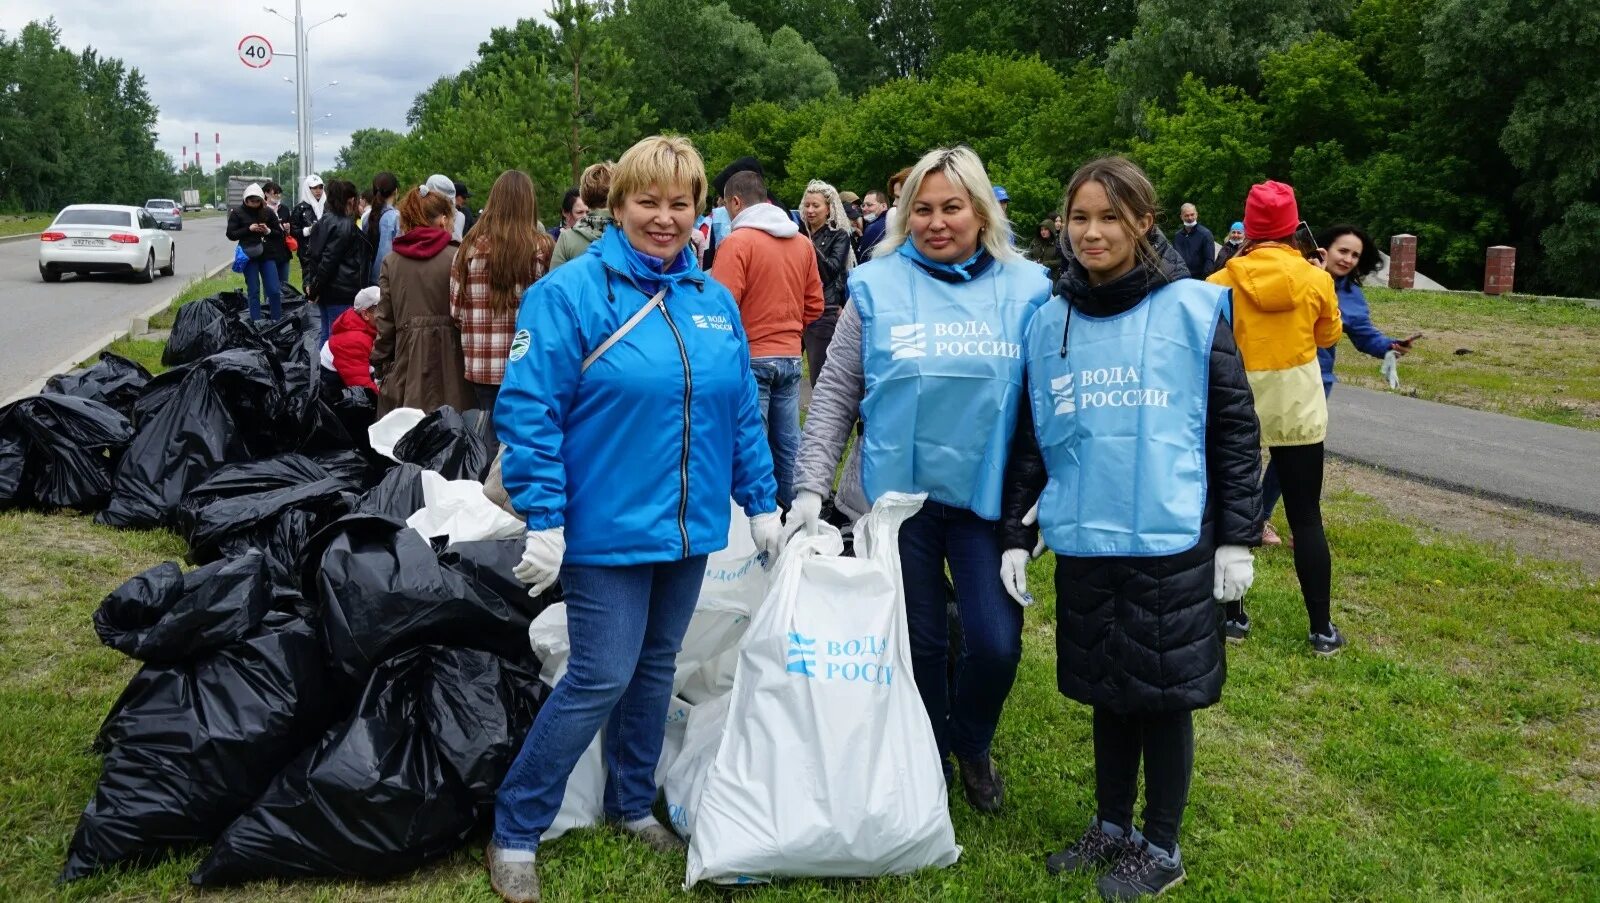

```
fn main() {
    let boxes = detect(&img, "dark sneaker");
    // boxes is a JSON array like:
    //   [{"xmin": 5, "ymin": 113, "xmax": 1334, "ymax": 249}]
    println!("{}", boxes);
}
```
[
  {"xmin": 1224, "ymin": 614, "xmax": 1251, "ymax": 643},
  {"xmin": 1046, "ymin": 821, "xmax": 1132, "ymax": 876},
  {"xmin": 1096, "ymin": 840, "xmax": 1185, "ymax": 900},
  {"xmin": 1309, "ymin": 624, "xmax": 1347, "ymax": 657},
  {"xmin": 485, "ymin": 842, "xmax": 541, "ymax": 903},
  {"xmin": 956, "ymin": 753, "xmax": 1006, "ymax": 814}
]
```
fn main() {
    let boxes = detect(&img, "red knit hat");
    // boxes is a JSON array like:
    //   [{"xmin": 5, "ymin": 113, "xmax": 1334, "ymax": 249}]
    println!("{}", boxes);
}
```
[{"xmin": 1243, "ymin": 180, "xmax": 1299, "ymax": 240}]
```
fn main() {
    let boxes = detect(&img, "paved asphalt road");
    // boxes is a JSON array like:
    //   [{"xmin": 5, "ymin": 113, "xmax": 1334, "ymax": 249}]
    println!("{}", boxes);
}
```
[
  {"xmin": 0, "ymin": 216, "xmax": 234, "ymax": 400},
  {"xmin": 1328, "ymin": 385, "xmax": 1600, "ymax": 522}
]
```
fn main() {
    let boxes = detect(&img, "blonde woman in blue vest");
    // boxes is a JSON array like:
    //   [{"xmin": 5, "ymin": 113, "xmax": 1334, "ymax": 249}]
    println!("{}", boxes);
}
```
[
  {"xmin": 999, "ymin": 157, "xmax": 1262, "ymax": 900},
  {"xmin": 788, "ymin": 146, "xmax": 1051, "ymax": 813}
]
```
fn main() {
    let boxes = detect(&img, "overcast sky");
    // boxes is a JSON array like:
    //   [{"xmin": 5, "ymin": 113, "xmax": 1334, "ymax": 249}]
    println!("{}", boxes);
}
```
[{"xmin": 0, "ymin": 1, "xmax": 548, "ymax": 172}]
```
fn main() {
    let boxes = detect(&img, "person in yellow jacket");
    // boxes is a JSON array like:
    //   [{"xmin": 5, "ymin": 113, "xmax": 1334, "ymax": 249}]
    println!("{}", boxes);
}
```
[{"xmin": 1207, "ymin": 181, "xmax": 1346, "ymax": 655}]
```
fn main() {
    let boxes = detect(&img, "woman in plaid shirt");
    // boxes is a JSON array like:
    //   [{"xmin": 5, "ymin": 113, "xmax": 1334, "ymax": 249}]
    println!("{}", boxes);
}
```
[{"xmin": 451, "ymin": 170, "xmax": 557, "ymax": 440}]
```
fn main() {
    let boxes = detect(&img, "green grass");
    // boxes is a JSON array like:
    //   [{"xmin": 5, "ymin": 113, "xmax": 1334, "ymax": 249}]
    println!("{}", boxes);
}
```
[
  {"xmin": 1337, "ymin": 288, "xmax": 1600, "ymax": 430},
  {"xmin": 0, "ymin": 213, "xmax": 54, "ymax": 237},
  {"xmin": 3, "ymin": 485, "xmax": 1597, "ymax": 901}
]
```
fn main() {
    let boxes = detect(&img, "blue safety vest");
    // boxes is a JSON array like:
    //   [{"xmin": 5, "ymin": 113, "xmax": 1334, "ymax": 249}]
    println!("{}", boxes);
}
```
[
  {"xmin": 856, "ymin": 252, "xmax": 1050, "ymax": 519},
  {"xmin": 1025, "ymin": 279, "xmax": 1229, "ymax": 556}
]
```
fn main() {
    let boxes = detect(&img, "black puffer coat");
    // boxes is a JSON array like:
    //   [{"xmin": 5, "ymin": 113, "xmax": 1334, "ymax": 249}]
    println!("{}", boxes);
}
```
[
  {"xmin": 303, "ymin": 211, "xmax": 369, "ymax": 307},
  {"xmin": 1002, "ymin": 230, "xmax": 1262, "ymax": 714}
]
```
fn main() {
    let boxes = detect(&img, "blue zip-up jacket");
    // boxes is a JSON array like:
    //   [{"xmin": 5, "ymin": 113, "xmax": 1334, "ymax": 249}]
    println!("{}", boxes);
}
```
[
  {"xmin": 1318, "ymin": 275, "xmax": 1395, "ymax": 387},
  {"xmin": 496, "ymin": 227, "xmax": 777, "ymax": 566},
  {"xmin": 367, "ymin": 205, "xmax": 399, "ymax": 286}
]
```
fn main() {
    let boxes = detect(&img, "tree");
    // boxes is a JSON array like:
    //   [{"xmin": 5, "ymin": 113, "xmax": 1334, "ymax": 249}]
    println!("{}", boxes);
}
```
[
  {"xmin": 1131, "ymin": 75, "xmax": 1269, "ymax": 228},
  {"xmin": 549, "ymin": 0, "xmax": 640, "ymax": 184},
  {"xmin": 331, "ymin": 128, "xmax": 405, "ymax": 178},
  {"xmin": 724, "ymin": 0, "xmax": 890, "ymax": 93}
]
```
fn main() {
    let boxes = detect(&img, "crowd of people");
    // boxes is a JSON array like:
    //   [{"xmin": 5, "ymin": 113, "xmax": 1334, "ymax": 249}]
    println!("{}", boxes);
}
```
[{"xmin": 222, "ymin": 132, "xmax": 1414, "ymax": 902}]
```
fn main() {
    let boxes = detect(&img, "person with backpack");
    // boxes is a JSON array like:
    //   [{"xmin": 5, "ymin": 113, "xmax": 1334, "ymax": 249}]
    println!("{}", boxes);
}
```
[
  {"xmin": 486, "ymin": 136, "xmax": 780, "ymax": 903},
  {"xmin": 1001, "ymin": 156, "xmax": 1261, "ymax": 900}
]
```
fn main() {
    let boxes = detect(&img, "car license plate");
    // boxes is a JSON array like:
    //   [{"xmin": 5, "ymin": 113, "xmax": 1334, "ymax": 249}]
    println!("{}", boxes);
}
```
[{"xmin": 71, "ymin": 238, "xmax": 105, "ymax": 247}]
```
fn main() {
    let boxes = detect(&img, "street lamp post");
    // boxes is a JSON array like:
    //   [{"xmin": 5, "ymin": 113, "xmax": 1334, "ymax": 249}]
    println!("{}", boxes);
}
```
[{"xmin": 263, "ymin": 4, "xmax": 345, "ymax": 184}]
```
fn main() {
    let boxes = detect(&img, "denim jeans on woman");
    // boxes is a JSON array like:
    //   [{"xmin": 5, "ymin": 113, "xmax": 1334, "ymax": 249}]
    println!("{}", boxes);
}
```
[
  {"xmin": 242, "ymin": 256, "xmax": 282, "ymax": 321},
  {"xmin": 317, "ymin": 303, "xmax": 352, "ymax": 345},
  {"xmin": 751, "ymin": 356, "xmax": 803, "ymax": 508},
  {"xmin": 493, "ymin": 554, "xmax": 708, "ymax": 852},
  {"xmin": 898, "ymin": 500, "xmax": 1023, "ymax": 771}
]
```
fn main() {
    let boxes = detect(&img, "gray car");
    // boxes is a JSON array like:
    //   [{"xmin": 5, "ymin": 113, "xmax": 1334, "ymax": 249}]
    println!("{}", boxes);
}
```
[{"xmin": 143, "ymin": 199, "xmax": 184, "ymax": 231}]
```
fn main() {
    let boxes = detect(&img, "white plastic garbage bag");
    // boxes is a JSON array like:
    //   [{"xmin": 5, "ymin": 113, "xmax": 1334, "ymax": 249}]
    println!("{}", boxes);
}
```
[
  {"xmin": 404, "ymin": 469, "xmax": 525, "ymax": 544},
  {"xmin": 367, "ymin": 407, "xmax": 426, "ymax": 461},
  {"xmin": 663, "ymin": 693, "xmax": 729, "ymax": 840},
  {"xmin": 685, "ymin": 492, "xmax": 959, "ymax": 887},
  {"xmin": 1381, "ymin": 349, "xmax": 1400, "ymax": 389},
  {"xmin": 675, "ymin": 502, "xmax": 770, "ymax": 703}
]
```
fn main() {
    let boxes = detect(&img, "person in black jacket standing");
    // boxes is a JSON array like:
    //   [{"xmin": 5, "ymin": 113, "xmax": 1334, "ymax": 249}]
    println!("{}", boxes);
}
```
[
  {"xmin": 799, "ymin": 179, "xmax": 853, "ymax": 386},
  {"xmin": 1171, "ymin": 202, "xmax": 1216, "ymax": 279},
  {"xmin": 303, "ymin": 179, "xmax": 369, "ymax": 344},
  {"xmin": 288, "ymin": 175, "xmax": 325, "ymax": 274},
  {"xmin": 225, "ymin": 183, "xmax": 286, "ymax": 321},
  {"xmin": 1000, "ymin": 158, "xmax": 1261, "ymax": 901}
]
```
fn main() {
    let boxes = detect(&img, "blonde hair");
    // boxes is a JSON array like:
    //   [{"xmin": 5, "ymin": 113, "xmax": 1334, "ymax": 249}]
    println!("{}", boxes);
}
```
[
  {"xmin": 802, "ymin": 179, "xmax": 857, "ymax": 271},
  {"xmin": 877, "ymin": 146, "xmax": 1019, "ymax": 263},
  {"xmin": 608, "ymin": 136, "xmax": 707, "ymax": 213}
]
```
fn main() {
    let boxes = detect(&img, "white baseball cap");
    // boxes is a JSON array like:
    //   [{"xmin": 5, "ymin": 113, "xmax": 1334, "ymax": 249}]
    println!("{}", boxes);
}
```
[
  {"xmin": 423, "ymin": 174, "xmax": 456, "ymax": 199},
  {"xmin": 306, "ymin": 174, "xmax": 324, "ymax": 188},
  {"xmin": 353, "ymin": 285, "xmax": 381, "ymax": 311}
]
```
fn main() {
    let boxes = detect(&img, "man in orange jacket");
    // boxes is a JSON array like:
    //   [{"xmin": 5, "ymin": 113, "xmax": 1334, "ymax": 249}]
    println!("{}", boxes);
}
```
[{"xmin": 710, "ymin": 170, "xmax": 826, "ymax": 509}]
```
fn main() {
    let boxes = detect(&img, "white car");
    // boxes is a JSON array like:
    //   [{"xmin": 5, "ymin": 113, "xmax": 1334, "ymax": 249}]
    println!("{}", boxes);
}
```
[{"xmin": 38, "ymin": 204, "xmax": 176, "ymax": 284}]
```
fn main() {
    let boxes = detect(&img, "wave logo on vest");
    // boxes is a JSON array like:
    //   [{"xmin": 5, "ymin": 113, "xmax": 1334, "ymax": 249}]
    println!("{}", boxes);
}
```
[
  {"xmin": 786, "ymin": 631, "xmax": 817, "ymax": 677},
  {"xmin": 691, "ymin": 313, "xmax": 734, "ymax": 332},
  {"xmin": 1050, "ymin": 373, "xmax": 1076, "ymax": 414},
  {"xmin": 1058, "ymin": 366, "xmax": 1172, "ymax": 414},
  {"xmin": 890, "ymin": 323, "xmax": 927, "ymax": 359}
]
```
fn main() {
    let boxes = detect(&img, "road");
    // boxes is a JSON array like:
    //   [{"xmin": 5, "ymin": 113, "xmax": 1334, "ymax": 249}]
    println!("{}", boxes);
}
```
[
  {"xmin": 1327, "ymin": 385, "xmax": 1600, "ymax": 522},
  {"xmin": 0, "ymin": 216, "xmax": 235, "ymax": 400}
]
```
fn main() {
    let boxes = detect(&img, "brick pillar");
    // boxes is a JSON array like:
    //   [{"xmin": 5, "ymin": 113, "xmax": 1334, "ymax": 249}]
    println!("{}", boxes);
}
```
[
  {"xmin": 1484, "ymin": 245, "xmax": 1516, "ymax": 295},
  {"xmin": 1388, "ymin": 234, "xmax": 1416, "ymax": 289}
]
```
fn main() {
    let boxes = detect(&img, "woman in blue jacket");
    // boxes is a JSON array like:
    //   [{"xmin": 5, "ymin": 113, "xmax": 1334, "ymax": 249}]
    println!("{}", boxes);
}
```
[
  {"xmin": 1254, "ymin": 224, "xmax": 1413, "ymax": 549},
  {"xmin": 788, "ymin": 146, "xmax": 1051, "ymax": 814},
  {"xmin": 487, "ymin": 136, "xmax": 781, "ymax": 903}
]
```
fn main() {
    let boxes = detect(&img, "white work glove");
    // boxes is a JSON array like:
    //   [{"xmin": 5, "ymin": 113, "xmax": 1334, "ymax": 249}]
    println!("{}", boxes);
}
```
[
  {"xmin": 1381, "ymin": 349, "xmax": 1400, "ymax": 389},
  {"xmin": 1022, "ymin": 501, "xmax": 1046, "ymax": 558},
  {"xmin": 1213, "ymin": 544, "xmax": 1254, "ymax": 602},
  {"xmin": 1000, "ymin": 549, "xmax": 1034, "ymax": 606},
  {"xmin": 513, "ymin": 527, "xmax": 565, "ymax": 598},
  {"xmin": 749, "ymin": 511, "xmax": 782, "ymax": 566},
  {"xmin": 782, "ymin": 490, "xmax": 823, "ymax": 542}
]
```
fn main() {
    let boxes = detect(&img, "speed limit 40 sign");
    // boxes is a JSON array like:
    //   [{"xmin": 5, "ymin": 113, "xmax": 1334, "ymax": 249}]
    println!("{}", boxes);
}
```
[{"xmin": 238, "ymin": 35, "xmax": 273, "ymax": 69}]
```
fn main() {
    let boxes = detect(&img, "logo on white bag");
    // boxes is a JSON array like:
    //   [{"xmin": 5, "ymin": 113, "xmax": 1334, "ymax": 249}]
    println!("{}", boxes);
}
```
[
  {"xmin": 1050, "ymin": 373, "xmax": 1076, "ymax": 414},
  {"xmin": 787, "ymin": 632, "xmax": 894, "ymax": 686},
  {"xmin": 890, "ymin": 323, "xmax": 926, "ymax": 359},
  {"xmin": 786, "ymin": 631, "xmax": 816, "ymax": 677}
]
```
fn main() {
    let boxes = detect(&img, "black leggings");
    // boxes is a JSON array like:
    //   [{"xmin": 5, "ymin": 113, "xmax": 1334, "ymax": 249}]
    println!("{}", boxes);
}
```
[
  {"xmin": 1232, "ymin": 442, "xmax": 1332, "ymax": 634},
  {"xmin": 1093, "ymin": 707, "xmax": 1194, "ymax": 854}
]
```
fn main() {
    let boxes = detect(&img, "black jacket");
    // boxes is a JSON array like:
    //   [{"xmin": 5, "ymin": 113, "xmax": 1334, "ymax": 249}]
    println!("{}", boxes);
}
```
[
  {"xmin": 1001, "ymin": 232, "xmax": 1262, "ymax": 714},
  {"xmin": 303, "ymin": 211, "xmax": 368, "ymax": 306},
  {"xmin": 857, "ymin": 215, "xmax": 887, "ymax": 262},
  {"xmin": 1172, "ymin": 224, "xmax": 1216, "ymax": 279},
  {"xmin": 808, "ymin": 225, "xmax": 851, "ymax": 321},
  {"xmin": 289, "ymin": 200, "xmax": 321, "ymax": 248},
  {"xmin": 226, "ymin": 203, "xmax": 286, "ymax": 259}
]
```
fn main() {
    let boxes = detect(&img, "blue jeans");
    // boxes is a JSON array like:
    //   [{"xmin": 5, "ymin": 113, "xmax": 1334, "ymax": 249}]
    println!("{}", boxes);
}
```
[
  {"xmin": 493, "ymin": 554, "xmax": 709, "ymax": 852},
  {"xmin": 898, "ymin": 500, "xmax": 1022, "ymax": 765},
  {"xmin": 275, "ymin": 258, "xmax": 291, "ymax": 290},
  {"xmin": 751, "ymin": 356, "xmax": 802, "ymax": 508},
  {"xmin": 318, "ymin": 303, "xmax": 352, "ymax": 345},
  {"xmin": 1260, "ymin": 381, "xmax": 1334, "ymax": 525},
  {"xmin": 242, "ymin": 257, "xmax": 282, "ymax": 321}
]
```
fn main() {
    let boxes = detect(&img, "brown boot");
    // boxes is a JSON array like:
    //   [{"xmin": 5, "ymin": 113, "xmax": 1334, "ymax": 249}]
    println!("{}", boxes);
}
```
[
  {"xmin": 957, "ymin": 753, "xmax": 1006, "ymax": 814},
  {"xmin": 485, "ymin": 842, "xmax": 541, "ymax": 903}
]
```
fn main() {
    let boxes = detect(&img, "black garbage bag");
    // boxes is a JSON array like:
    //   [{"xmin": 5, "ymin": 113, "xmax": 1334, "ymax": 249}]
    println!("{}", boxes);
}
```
[
  {"xmin": 97, "ymin": 350, "xmax": 286, "ymax": 529},
  {"xmin": 44, "ymin": 352, "xmax": 152, "ymax": 419},
  {"xmin": 441, "ymin": 538, "xmax": 562, "ymax": 614},
  {"xmin": 300, "ymin": 514, "xmax": 546, "ymax": 691},
  {"xmin": 310, "ymin": 449, "xmax": 373, "ymax": 487},
  {"xmin": 163, "ymin": 296, "xmax": 259, "ymax": 367},
  {"xmin": 0, "ymin": 394, "xmax": 133, "ymax": 511},
  {"xmin": 93, "ymin": 553, "xmax": 273, "ymax": 664},
  {"xmin": 60, "ymin": 608, "xmax": 331, "ymax": 881},
  {"xmin": 352, "ymin": 462, "xmax": 425, "ymax": 520},
  {"xmin": 392, "ymin": 405, "xmax": 489, "ymax": 481},
  {"xmin": 191, "ymin": 645, "xmax": 544, "ymax": 884}
]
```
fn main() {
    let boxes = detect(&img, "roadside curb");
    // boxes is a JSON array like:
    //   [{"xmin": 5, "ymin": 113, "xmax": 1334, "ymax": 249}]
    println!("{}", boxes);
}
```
[
  {"xmin": 1, "ymin": 259, "xmax": 235, "ymax": 406},
  {"xmin": 0, "ymin": 231, "xmax": 43, "ymax": 245}
]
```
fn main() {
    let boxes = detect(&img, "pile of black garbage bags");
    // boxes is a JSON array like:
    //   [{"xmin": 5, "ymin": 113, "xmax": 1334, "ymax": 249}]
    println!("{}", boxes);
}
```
[{"xmin": 0, "ymin": 290, "xmax": 557, "ymax": 886}]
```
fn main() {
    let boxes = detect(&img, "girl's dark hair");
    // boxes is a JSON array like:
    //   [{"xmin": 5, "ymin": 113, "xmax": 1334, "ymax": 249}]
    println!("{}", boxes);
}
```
[
  {"xmin": 263, "ymin": 180, "xmax": 283, "ymax": 194},
  {"xmin": 1061, "ymin": 156, "xmax": 1164, "ymax": 278},
  {"xmin": 1318, "ymin": 223, "xmax": 1382, "ymax": 282},
  {"xmin": 363, "ymin": 171, "xmax": 400, "ymax": 248},
  {"xmin": 324, "ymin": 179, "xmax": 358, "ymax": 218},
  {"xmin": 562, "ymin": 186, "xmax": 582, "ymax": 216}
]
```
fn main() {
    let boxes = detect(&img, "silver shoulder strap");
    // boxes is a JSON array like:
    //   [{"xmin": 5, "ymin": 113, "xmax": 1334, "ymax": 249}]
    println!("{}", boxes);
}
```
[{"xmin": 582, "ymin": 287, "xmax": 667, "ymax": 373}]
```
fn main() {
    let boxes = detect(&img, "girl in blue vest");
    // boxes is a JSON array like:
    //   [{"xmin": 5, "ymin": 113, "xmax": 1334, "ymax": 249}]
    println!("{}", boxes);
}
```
[
  {"xmin": 486, "ymin": 136, "xmax": 781, "ymax": 903},
  {"xmin": 1000, "ymin": 157, "xmax": 1262, "ymax": 900},
  {"xmin": 788, "ymin": 146, "xmax": 1051, "ymax": 814}
]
